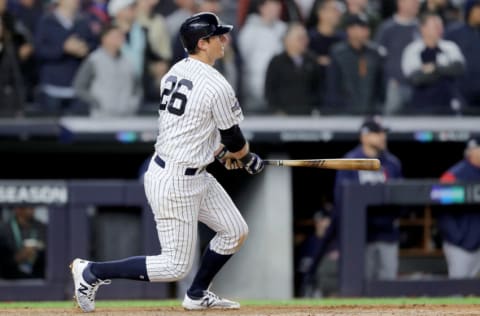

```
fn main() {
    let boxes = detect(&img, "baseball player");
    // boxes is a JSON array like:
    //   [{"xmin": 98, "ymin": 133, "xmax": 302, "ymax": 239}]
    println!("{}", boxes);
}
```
[
  {"xmin": 70, "ymin": 12, "xmax": 265, "ymax": 312},
  {"xmin": 438, "ymin": 137, "xmax": 480, "ymax": 278},
  {"xmin": 299, "ymin": 116, "xmax": 403, "ymax": 295}
]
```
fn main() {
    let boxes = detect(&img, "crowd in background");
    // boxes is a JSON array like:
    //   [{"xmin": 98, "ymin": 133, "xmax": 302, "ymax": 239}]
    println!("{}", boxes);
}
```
[{"xmin": 1, "ymin": 0, "xmax": 480, "ymax": 117}]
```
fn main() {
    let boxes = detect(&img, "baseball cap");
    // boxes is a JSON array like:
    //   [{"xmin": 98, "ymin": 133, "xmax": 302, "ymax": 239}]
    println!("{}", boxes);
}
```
[
  {"xmin": 108, "ymin": 0, "xmax": 136, "ymax": 17},
  {"xmin": 359, "ymin": 116, "xmax": 389, "ymax": 134},
  {"xmin": 466, "ymin": 136, "xmax": 480, "ymax": 150},
  {"xmin": 313, "ymin": 209, "xmax": 330, "ymax": 220},
  {"xmin": 344, "ymin": 13, "xmax": 369, "ymax": 28}
]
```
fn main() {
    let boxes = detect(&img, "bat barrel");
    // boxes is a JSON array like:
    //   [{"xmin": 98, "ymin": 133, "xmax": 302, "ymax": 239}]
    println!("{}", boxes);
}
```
[{"xmin": 264, "ymin": 159, "xmax": 381, "ymax": 171}]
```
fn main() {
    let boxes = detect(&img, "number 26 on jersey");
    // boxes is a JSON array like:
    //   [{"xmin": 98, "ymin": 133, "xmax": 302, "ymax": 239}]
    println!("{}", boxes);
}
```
[{"xmin": 159, "ymin": 75, "xmax": 193, "ymax": 116}]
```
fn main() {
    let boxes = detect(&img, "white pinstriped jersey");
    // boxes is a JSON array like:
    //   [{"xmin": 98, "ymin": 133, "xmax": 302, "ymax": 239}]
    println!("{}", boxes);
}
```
[{"xmin": 154, "ymin": 57, "xmax": 244, "ymax": 168}]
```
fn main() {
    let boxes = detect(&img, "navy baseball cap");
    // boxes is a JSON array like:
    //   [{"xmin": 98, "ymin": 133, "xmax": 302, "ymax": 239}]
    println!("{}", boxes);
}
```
[
  {"xmin": 466, "ymin": 137, "xmax": 480, "ymax": 150},
  {"xmin": 344, "ymin": 13, "xmax": 369, "ymax": 28},
  {"xmin": 313, "ymin": 209, "xmax": 330, "ymax": 220},
  {"xmin": 360, "ymin": 116, "xmax": 389, "ymax": 134}
]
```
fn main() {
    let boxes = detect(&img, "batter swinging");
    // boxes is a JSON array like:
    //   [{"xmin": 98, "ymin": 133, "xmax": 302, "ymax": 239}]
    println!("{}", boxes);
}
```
[{"xmin": 71, "ymin": 11, "xmax": 264, "ymax": 312}]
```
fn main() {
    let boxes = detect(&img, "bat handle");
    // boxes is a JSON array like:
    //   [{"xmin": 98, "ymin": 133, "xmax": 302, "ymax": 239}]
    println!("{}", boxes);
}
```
[{"xmin": 264, "ymin": 160, "xmax": 282, "ymax": 166}]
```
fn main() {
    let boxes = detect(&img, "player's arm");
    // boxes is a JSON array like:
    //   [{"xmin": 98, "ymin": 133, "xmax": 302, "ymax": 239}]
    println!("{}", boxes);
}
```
[{"xmin": 215, "ymin": 125, "xmax": 264, "ymax": 174}]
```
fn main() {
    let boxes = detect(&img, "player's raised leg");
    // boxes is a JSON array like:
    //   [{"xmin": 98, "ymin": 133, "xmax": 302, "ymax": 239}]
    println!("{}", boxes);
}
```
[
  {"xmin": 182, "ymin": 174, "xmax": 248, "ymax": 310},
  {"xmin": 71, "ymin": 164, "xmax": 202, "ymax": 312}
]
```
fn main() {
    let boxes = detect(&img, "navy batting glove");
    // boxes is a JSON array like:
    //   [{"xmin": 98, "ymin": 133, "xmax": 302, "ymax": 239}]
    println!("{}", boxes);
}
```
[{"xmin": 240, "ymin": 152, "xmax": 264, "ymax": 175}]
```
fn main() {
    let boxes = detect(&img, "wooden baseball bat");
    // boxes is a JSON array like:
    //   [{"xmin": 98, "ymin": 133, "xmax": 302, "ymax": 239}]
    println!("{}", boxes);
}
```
[{"xmin": 263, "ymin": 158, "xmax": 381, "ymax": 171}]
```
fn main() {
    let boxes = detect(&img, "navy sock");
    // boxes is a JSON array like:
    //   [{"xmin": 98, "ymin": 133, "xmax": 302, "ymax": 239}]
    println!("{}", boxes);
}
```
[
  {"xmin": 89, "ymin": 256, "xmax": 149, "ymax": 282},
  {"xmin": 187, "ymin": 247, "xmax": 232, "ymax": 299}
]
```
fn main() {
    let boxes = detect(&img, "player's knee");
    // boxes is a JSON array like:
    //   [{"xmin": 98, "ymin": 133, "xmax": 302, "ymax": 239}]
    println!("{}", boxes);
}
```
[
  {"xmin": 235, "ymin": 222, "xmax": 249, "ymax": 249},
  {"xmin": 147, "ymin": 254, "xmax": 193, "ymax": 282},
  {"xmin": 169, "ymin": 264, "xmax": 191, "ymax": 281}
]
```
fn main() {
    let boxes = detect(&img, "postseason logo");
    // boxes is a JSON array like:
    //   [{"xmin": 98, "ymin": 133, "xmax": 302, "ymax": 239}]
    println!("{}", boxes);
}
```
[
  {"xmin": 430, "ymin": 185, "xmax": 465, "ymax": 204},
  {"xmin": 0, "ymin": 183, "xmax": 68, "ymax": 205}
]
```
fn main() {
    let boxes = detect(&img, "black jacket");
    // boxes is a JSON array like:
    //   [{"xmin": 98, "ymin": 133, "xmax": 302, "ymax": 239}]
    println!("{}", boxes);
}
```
[
  {"xmin": 0, "ymin": 41, "xmax": 25, "ymax": 116},
  {"xmin": 324, "ymin": 41, "xmax": 385, "ymax": 115},
  {"xmin": 265, "ymin": 51, "xmax": 321, "ymax": 115}
]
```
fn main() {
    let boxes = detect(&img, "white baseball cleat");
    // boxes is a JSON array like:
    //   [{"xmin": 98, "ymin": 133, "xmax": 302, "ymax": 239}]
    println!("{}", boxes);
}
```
[
  {"xmin": 182, "ymin": 290, "xmax": 240, "ymax": 310},
  {"xmin": 70, "ymin": 258, "xmax": 111, "ymax": 313}
]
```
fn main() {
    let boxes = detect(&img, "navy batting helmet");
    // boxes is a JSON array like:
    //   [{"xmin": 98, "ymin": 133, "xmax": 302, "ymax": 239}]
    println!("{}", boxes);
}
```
[{"xmin": 180, "ymin": 12, "xmax": 233, "ymax": 54}]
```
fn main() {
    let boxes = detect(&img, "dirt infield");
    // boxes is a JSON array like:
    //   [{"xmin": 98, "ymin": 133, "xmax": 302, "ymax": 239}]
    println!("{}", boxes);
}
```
[{"xmin": 1, "ymin": 305, "xmax": 479, "ymax": 316}]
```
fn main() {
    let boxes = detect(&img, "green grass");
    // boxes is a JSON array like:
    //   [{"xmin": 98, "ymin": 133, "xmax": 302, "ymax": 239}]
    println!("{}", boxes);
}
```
[{"xmin": 1, "ymin": 297, "xmax": 479, "ymax": 309}]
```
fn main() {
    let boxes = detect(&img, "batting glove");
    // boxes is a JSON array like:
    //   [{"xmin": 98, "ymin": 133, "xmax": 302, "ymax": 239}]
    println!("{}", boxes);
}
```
[{"xmin": 240, "ymin": 152, "xmax": 264, "ymax": 175}]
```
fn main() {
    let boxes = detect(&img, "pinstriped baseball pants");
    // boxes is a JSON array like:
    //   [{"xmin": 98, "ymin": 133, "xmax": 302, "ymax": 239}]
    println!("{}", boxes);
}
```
[{"xmin": 143, "ymin": 158, "xmax": 248, "ymax": 282}]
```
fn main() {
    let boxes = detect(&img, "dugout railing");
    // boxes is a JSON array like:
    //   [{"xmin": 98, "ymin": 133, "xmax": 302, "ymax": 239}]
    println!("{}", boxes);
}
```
[{"xmin": 340, "ymin": 180, "xmax": 480, "ymax": 297}]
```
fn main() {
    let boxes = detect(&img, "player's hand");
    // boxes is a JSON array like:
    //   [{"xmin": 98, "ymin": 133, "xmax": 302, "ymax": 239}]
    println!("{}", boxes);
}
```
[
  {"xmin": 240, "ymin": 152, "xmax": 264, "ymax": 175},
  {"xmin": 223, "ymin": 158, "xmax": 242, "ymax": 170},
  {"xmin": 215, "ymin": 147, "xmax": 242, "ymax": 170}
]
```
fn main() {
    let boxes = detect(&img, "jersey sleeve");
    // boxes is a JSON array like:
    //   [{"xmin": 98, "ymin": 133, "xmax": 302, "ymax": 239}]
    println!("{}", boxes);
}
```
[{"xmin": 210, "ymin": 80, "xmax": 244, "ymax": 130}]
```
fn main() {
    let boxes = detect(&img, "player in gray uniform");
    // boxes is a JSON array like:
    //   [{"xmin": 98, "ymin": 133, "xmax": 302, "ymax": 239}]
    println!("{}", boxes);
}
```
[{"xmin": 70, "ymin": 12, "xmax": 265, "ymax": 312}]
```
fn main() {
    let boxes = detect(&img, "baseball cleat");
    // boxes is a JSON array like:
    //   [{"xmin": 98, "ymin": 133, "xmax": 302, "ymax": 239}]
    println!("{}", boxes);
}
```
[
  {"xmin": 70, "ymin": 258, "xmax": 111, "ymax": 312},
  {"xmin": 182, "ymin": 290, "xmax": 240, "ymax": 310}
]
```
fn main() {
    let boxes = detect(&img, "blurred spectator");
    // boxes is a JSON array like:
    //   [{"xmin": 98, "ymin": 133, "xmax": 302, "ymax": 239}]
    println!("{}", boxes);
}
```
[
  {"xmin": 136, "ymin": 0, "xmax": 172, "ymax": 105},
  {"xmin": 137, "ymin": 0, "xmax": 171, "ymax": 61},
  {"xmin": 401, "ymin": 13, "xmax": 465, "ymax": 114},
  {"xmin": 0, "ymin": 15, "xmax": 26, "ymax": 116},
  {"xmin": 238, "ymin": 0, "xmax": 287, "ymax": 114},
  {"xmin": 374, "ymin": 0, "xmax": 420, "ymax": 115},
  {"xmin": 376, "ymin": 0, "xmax": 398, "ymax": 20},
  {"xmin": 0, "ymin": 0, "xmax": 34, "ymax": 65},
  {"xmin": 0, "ymin": 206, "xmax": 46, "ymax": 279},
  {"xmin": 294, "ymin": 0, "xmax": 315, "ymax": 22},
  {"xmin": 8, "ymin": 0, "xmax": 42, "ymax": 36},
  {"xmin": 438, "ymin": 137, "xmax": 480, "ymax": 278},
  {"xmin": 307, "ymin": 0, "xmax": 343, "ymax": 108},
  {"xmin": 339, "ymin": 0, "xmax": 382, "ymax": 34},
  {"xmin": 296, "ymin": 208, "xmax": 339, "ymax": 298},
  {"xmin": 35, "ymin": 0, "xmax": 96, "ymax": 116},
  {"xmin": 298, "ymin": 116, "xmax": 403, "ymax": 295},
  {"xmin": 237, "ymin": 0, "xmax": 302, "ymax": 28},
  {"xmin": 73, "ymin": 25, "xmax": 142, "ymax": 117},
  {"xmin": 324, "ymin": 14, "xmax": 385, "ymax": 115},
  {"xmin": 445, "ymin": 0, "xmax": 480, "ymax": 114},
  {"xmin": 1, "ymin": 0, "xmax": 36, "ymax": 104},
  {"xmin": 84, "ymin": 0, "xmax": 110, "ymax": 38},
  {"xmin": 165, "ymin": 0, "xmax": 196, "ymax": 41},
  {"xmin": 109, "ymin": 0, "xmax": 165, "ymax": 109},
  {"xmin": 265, "ymin": 22, "xmax": 321, "ymax": 115},
  {"xmin": 216, "ymin": 0, "xmax": 238, "ymax": 26},
  {"xmin": 153, "ymin": 0, "xmax": 177, "ymax": 16},
  {"xmin": 305, "ymin": 0, "xmax": 343, "ymax": 28},
  {"xmin": 419, "ymin": 0, "xmax": 461, "ymax": 26},
  {"xmin": 109, "ymin": 0, "xmax": 146, "ymax": 77}
]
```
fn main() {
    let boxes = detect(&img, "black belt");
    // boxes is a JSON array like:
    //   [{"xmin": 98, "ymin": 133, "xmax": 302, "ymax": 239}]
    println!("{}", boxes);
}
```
[{"xmin": 154, "ymin": 155, "xmax": 202, "ymax": 176}]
